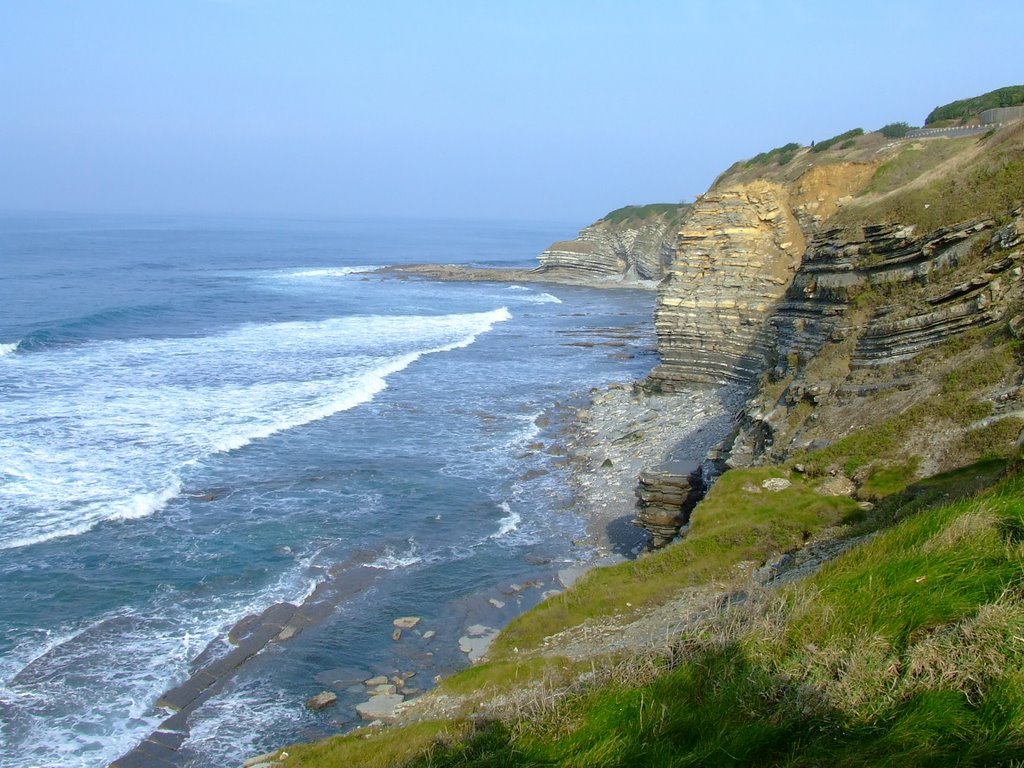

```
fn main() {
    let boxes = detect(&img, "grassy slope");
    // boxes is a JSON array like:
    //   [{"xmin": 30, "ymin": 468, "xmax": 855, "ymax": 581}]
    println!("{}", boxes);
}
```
[
  {"xmin": 832, "ymin": 122, "xmax": 1024, "ymax": 233},
  {"xmin": 599, "ymin": 203, "xmax": 688, "ymax": 226},
  {"xmin": 278, "ymin": 456, "xmax": 1024, "ymax": 767}
]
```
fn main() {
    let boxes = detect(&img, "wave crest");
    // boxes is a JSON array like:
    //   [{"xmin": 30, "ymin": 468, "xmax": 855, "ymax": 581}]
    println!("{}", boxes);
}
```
[{"xmin": 0, "ymin": 307, "xmax": 512, "ymax": 550}]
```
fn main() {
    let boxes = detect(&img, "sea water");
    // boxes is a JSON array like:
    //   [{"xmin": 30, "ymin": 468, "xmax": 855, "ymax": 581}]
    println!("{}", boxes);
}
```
[{"xmin": 0, "ymin": 214, "xmax": 655, "ymax": 767}]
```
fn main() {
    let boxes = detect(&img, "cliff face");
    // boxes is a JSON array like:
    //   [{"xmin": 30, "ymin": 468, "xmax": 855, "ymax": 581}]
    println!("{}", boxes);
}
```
[
  {"xmin": 537, "ymin": 205, "xmax": 689, "ymax": 282},
  {"xmin": 729, "ymin": 210, "xmax": 1024, "ymax": 471},
  {"xmin": 646, "ymin": 181, "xmax": 805, "ymax": 389},
  {"xmin": 634, "ymin": 124, "xmax": 1024, "ymax": 545}
]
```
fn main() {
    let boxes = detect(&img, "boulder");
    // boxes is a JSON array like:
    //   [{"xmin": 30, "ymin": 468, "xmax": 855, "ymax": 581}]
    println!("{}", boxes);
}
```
[{"xmin": 306, "ymin": 691, "xmax": 337, "ymax": 710}]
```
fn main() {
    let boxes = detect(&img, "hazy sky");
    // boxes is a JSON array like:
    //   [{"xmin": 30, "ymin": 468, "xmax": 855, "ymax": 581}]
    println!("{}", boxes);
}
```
[{"xmin": 1, "ymin": 1, "xmax": 1021, "ymax": 223}]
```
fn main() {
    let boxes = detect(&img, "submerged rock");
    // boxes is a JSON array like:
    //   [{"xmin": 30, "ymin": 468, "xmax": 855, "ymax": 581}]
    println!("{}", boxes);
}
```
[
  {"xmin": 306, "ymin": 691, "xmax": 337, "ymax": 710},
  {"xmin": 458, "ymin": 624, "xmax": 500, "ymax": 663}
]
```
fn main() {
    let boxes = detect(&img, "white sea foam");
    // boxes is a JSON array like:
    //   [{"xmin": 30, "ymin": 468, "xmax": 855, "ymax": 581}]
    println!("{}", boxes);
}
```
[
  {"xmin": 490, "ymin": 502, "xmax": 521, "ymax": 540},
  {"xmin": 0, "ymin": 307, "xmax": 512, "ymax": 550},
  {"xmin": 507, "ymin": 411, "xmax": 543, "ymax": 451},
  {"xmin": 506, "ymin": 290, "xmax": 561, "ymax": 304},
  {"xmin": 531, "ymin": 292, "xmax": 562, "ymax": 304},
  {"xmin": 367, "ymin": 538, "xmax": 423, "ymax": 570},
  {"xmin": 283, "ymin": 266, "xmax": 376, "ymax": 278},
  {"xmin": 0, "ymin": 535, "xmax": 344, "ymax": 768},
  {"xmin": 0, "ymin": 341, "xmax": 19, "ymax": 357},
  {"xmin": 183, "ymin": 681, "xmax": 311, "ymax": 767}
]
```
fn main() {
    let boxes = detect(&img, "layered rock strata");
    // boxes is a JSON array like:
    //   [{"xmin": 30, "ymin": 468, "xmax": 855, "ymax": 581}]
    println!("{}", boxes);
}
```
[
  {"xmin": 538, "ymin": 206, "xmax": 689, "ymax": 281},
  {"xmin": 633, "ymin": 460, "xmax": 704, "ymax": 548},
  {"xmin": 647, "ymin": 182, "xmax": 805, "ymax": 389},
  {"xmin": 728, "ymin": 209, "xmax": 1024, "ymax": 466}
]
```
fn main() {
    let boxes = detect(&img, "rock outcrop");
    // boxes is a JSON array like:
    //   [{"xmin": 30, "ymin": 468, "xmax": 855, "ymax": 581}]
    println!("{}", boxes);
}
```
[
  {"xmin": 647, "ymin": 182, "xmax": 805, "ymax": 389},
  {"xmin": 538, "ymin": 204, "xmax": 689, "ymax": 281},
  {"xmin": 728, "ymin": 208, "xmax": 1024, "ymax": 467},
  {"xmin": 633, "ymin": 460, "xmax": 704, "ymax": 548},
  {"xmin": 636, "ymin": 126, "xmax": 1024, "ymax": 544}
]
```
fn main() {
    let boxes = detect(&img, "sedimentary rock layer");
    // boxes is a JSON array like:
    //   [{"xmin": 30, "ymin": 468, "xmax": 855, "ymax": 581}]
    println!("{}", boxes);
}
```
[
  {"xmin": 538, "ymin": 207, "xmax": 688, "ymax": 281},
  {"xmin": 728, "ymin": 209, "xmax": 1024, "ymax": 467},
  {"xmin": 647, "ymin": 182, "xmax": 805, "ymax": 389},
  {"xmin": 634, "ymin": 460, "xmax": 704, "ymax": 548}
]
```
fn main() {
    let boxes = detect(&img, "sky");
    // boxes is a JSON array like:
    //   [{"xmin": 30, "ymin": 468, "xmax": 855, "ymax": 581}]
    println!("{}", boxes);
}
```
[{"xmin": 1, "ymin": 1, "xmax": 1021, "ymax": 224}]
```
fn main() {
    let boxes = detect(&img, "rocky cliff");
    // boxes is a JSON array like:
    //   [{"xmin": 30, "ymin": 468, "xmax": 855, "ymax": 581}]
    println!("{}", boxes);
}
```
[
  {"xmin": 537, "ymin": 203, "xmax": 689, "ymax": 282},
  {"xmin": 728, "ymin": 209, "xmax": 1024, "ymax": 472},
  {"xmin": 635, "ymin": 121, "xmax": 1024, "ymax": 544},
  {"xmin": 645, "ymin": 182, "xmax": 805, "ymax": 389}
]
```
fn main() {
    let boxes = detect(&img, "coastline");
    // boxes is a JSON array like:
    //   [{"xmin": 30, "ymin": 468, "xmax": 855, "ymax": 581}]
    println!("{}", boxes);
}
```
[
  {"xmin": 112, "ymin": 273, "xmax": 676, "ymax": 768},
  {"xmin": 374, "ymin": 263, "xmax": 661, "ymax": 291},
  {"xmin": 230, "ymin": 354, "xmax": 749, "ymax": 766}
]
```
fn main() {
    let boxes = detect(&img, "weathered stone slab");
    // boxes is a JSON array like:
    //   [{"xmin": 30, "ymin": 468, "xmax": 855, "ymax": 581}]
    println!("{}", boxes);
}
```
[
  {"xmin": 458, "ymin": 625, "xmax": 499, "ymax": 663},
  {"xmin": 355, "ymin": 693, "xmax": 405, "ymax": 722},
  {"xmin": 156, "ymin": 669, "xmax": 218, "ymax": 712}
]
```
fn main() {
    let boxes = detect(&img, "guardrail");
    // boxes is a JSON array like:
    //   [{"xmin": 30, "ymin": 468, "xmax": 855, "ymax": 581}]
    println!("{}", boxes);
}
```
[{"xmin": 906, "ymin": 124, "xmax": 1002, "ymax": 139}]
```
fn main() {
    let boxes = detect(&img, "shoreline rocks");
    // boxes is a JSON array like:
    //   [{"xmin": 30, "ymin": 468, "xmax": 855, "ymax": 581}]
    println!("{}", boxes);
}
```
[
  {"xmin": 457, "ymin": 624, "xmax": 500, "ymax": 663},
  {"xmin": 306, "ymin": 691, "xmax": 337, "ymax": 710},
  {"xmin": 634, "ymin": 460, "xmax": 705, "ymax": 548}
]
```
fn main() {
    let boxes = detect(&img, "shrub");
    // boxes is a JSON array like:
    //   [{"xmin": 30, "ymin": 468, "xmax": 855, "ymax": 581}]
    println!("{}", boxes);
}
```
[
  {"xmin": 600, "ymin": 203, "xmax": 686, "ymax": 225},
  {"xmin": 811, "ymin": 128, "xmax": 864, "ymax": 153},
  {"xmin": 925, "ymin": 85, "xmax": 1024, "ymax": 125},
  {"xmin": 745, "ymin": 142, "xmax": 802, "ymax": 168},
  {"xmin": 879, "ymin": 122, "xmax": 912, "ymax": 139}
]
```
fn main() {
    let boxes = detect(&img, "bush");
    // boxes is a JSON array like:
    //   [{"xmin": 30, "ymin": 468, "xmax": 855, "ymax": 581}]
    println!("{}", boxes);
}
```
[
  {"xmin": 811, "ymin": 128, "xmax": 864, "ymax": 153},
  {"xmin": 880, "ymin": 122, "xmax": 912, "ymax": 139},
  {"xmin": 745, "ymin": 142, "xmax": 802, "ymax": 168},
  {"xmin": 601, "ymin": 203, "xmax": 686, "ymax": 225},
  {"xmin": 925, "ymin": 85, "xmax": 1024, "ymax": 125}
]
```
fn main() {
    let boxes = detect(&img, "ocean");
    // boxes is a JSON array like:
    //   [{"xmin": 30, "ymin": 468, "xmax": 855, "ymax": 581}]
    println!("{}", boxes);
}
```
[{"xmin": 0, "ymin": 214, "xmax": 655, "ymax": 767}]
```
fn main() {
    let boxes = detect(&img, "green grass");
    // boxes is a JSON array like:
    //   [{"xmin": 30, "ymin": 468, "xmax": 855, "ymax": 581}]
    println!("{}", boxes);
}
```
[
  {"xmin": 942, "ymin": 347, "xmax": 1014, "ymax": 392},
  {"xmin": 282, "ymin": 460, "xmax": 1024, "ymax": 767},
  {"xmin": 861, "ymin": 137, "xmax": 973, "ymax": 196},
  {"xmin": 833, "ymin": 123, "xmax": 1024, "ymax": 233},
  {"xmin": 600, "ymin": 203, "xmax": 687, "ymax": 226},
  {"xmin": 798, "ymin": 339, "xmax": 1014, "ymax": 479},
  {"xmin": 279, "ymin": 719, "xmax": 471, "ymax": 767},
  {"xmin": 858, "ymin": 460, "xmax": 920, "ymax": 501},
  {"xmin": 960, "ymin": 418, "xmax": 1024, "ymax": 460},
  {"xmin": 488, "ymin": 467, "xmax": 859, "ymax": 657}
]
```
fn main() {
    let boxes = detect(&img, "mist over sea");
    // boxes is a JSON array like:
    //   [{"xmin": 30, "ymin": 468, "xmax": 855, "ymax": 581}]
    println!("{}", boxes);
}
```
[{"xmin": 0, "ymin": 214, "xmax": 654, "ymax": 767}]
